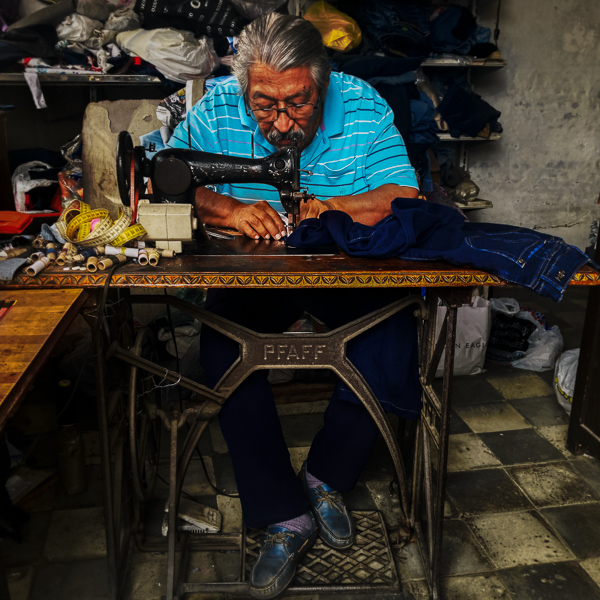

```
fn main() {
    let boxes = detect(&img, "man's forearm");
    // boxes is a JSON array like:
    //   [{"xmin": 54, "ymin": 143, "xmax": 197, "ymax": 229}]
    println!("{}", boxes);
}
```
[
  {"xmin": 195, "ymin": 186, "xmax": 242, "ymax": 228},
  {"xmin": 325, "ymin": 184, "xmax": 419, "ymax": 226}
]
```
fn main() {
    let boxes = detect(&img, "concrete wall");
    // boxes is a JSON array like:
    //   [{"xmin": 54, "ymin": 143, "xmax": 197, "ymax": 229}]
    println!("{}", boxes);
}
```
[{"xmin": 469, "ymin": 0, "xmax": 600, "ymax": 250}]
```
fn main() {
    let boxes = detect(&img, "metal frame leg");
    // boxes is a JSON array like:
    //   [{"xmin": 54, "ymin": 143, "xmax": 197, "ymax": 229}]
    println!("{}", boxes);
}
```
[
  {"xmin": 411, "ymin": 288, "xmax": 471, "ymax": 599},
  {"xmin": 88, "ymin": 300, "xmax": 132, "ymax": 600},
  {"xmin": 111, "ymin": 293, "xmax": 430, "ymax": 599}
]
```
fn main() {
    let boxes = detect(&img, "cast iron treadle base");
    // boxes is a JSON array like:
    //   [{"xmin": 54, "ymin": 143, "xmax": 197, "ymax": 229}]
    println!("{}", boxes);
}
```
[{"xmin": 246, "ymin": 511, "xmax": 400, "ymax": 592}]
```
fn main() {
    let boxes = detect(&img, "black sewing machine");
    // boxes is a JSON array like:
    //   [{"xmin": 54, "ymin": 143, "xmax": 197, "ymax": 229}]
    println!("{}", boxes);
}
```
[{"xmin": 116, "ymin": 131, "xmax": 330, "ymax": 255}]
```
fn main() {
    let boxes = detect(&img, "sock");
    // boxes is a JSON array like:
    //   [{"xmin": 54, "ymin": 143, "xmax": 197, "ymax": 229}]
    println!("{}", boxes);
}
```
[
  {"xmin": 273, "ymin": 511, "xmax": 313, "ymax": 535},
  {"xmin": 305, "ymin": 466, "xmax": 326, "ymax": 490}
]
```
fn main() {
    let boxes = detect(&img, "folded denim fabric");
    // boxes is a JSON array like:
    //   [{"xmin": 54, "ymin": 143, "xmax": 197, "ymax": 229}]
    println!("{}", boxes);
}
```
[
  {"xmin": 288, "ymin": 198, "xmax": 466, "ymax": 258},
  {"xmin": 429, "ymin": 6, "xmax": 491, "ymax": 55},
  {"xmin": 339, "ymin": 55, "xmax": 422, "ymax": 80},
  {"xmin": 342, "ymin": 0, "xmax": 431, "ymax": 56},
  {"xmin": 286, "ymin": 198, "xmax": 590, "ymax": 302},
  {"xmin": 437, "ymin": 84, "xmax": 501, "ymax": 138}
]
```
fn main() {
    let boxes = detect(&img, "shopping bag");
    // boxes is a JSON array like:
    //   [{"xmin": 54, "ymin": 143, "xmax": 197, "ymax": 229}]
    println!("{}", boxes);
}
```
[{"xmin": 435, "ymin": 295, "xmax": 491, "ymax": 377}]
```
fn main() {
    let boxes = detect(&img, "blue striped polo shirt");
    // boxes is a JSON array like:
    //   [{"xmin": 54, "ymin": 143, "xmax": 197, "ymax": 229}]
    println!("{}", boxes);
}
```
[{"xmin": 167, "ymin": 71, "xmax": 418, "ymax": 212}]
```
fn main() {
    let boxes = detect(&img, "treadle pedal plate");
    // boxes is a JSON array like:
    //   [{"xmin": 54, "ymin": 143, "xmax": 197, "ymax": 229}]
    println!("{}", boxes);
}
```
[{"xmin": 246, "ymin": 510, "xmax": 400, "ymax": 592}]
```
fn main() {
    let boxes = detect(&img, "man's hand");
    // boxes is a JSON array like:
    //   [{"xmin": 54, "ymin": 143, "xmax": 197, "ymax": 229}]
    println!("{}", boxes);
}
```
[
  {"xmin": 232, "ymin": 200, "xmax": 287, "ymax": 240},
  {"xmin": 298, "ymin": 198, "xmax": 334, "ymax": 222}
]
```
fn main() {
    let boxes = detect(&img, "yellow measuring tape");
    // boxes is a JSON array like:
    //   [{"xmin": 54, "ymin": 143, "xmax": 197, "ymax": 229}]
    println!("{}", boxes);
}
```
[{"xmin": 56, "ymin": 200, "xmax": 146, "ymax": 248}]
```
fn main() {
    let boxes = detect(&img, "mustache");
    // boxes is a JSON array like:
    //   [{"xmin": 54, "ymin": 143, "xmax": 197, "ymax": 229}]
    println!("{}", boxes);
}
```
[{"xmin": 266, "ymin": 128, "xmax": 306, "ymax": 145}]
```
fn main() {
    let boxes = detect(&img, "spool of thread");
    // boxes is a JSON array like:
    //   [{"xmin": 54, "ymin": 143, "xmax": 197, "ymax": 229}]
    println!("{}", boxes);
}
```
[
  {"xmin": 27, "ymin": 252, "xmax": 44, "ymax": 264},
  {"xmin": 138, "ymin": 248, "xmax": 149, "ymax": 266},
  {"xmin": 160, "ymin": 249, "xmax": 176, "ymax": 258},
  {"xmin": 56, "ymin": 249, "xmax": 68, "ymax": 265},
  {"xmin": 147, "ymin": 248, "xmax": 160, "ymax": 267},
  {"xmin": 32, "ymin": 235, "xmax": 45, "ymax": 248},
  {"xmin": 25, "ymin": 256, "xmax": 50, "ymax": 277},
  {"xmin": 56, "ymin": 242, "xmax": 75, "ymax": 265},
  {"xmin": 72, "ymin": 248, "xmax": 98, "ymax": 264},
  {"xmin": 98, "ymin": 254, "xmax": 127, "ymax": 270},
  {"xmin": 103, "ymin": 245, "xmax": 139, "ymax": 258},
  {"xmin": 86, "ymin": 256, "xmax": 99, "ymax": 272}
]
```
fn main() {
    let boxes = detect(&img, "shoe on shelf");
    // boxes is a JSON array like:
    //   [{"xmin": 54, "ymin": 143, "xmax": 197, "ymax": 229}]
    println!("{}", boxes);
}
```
[
  {"xmin": 249, "ymin": 520, "xmax": 317, "ymax": 599},
  {"xmin": 301, "ymin": 462, "xmax": 355, "ymax": 550}
]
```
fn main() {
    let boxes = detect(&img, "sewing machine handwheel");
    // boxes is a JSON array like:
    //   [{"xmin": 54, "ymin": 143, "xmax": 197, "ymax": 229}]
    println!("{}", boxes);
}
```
[
  {"xmin": 116, "ymin": 131, "xmax": 145, "ymax": 207},
  {"xmin": 116, "ymin": 131, "xmax": 133, "ymax": 206},
  {"xmin": 128, "ymin": 327, "xmax": 161, "ymax": 502}
]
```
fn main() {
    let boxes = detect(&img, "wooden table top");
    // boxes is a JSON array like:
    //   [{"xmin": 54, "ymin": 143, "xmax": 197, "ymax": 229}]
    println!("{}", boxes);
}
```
[
  {"xmin": 5, "ymin": 251, "xmax": 600, "ymax": 290},
  {"xmin": 0, "ymin": 288, "xmax": 88, "ymax": 430}
]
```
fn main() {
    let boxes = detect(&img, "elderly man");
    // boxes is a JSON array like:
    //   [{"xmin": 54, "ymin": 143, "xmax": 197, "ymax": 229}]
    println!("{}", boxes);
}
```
[{"xmin": 168, "ymin": 12, "xmax": 420, "ymax": 599}]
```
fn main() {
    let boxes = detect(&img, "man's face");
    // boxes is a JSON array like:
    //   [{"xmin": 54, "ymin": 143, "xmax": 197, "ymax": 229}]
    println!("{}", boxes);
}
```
[{"xmin": 246, "ymin": 64, "xmax": 323, "ymax": 151}]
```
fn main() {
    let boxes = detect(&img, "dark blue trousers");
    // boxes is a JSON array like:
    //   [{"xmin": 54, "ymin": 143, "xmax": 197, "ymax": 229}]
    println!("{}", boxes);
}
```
[{"xmin": 200, "ymin": 288, "xmax": 419, "ymax": 527}]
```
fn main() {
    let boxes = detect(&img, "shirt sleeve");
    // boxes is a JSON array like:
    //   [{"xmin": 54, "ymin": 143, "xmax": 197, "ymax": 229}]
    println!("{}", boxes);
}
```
[
  {"xmin": 166, "ymin": 92, "xmax": 221, "ymax": 153},
  {"xmin": 364, "ymin": 104, "xmax": 419, "ymax": 191}
]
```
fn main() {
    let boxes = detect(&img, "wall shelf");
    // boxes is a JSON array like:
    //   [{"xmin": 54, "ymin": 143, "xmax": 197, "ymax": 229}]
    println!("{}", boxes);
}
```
[
  {"xmin": 422, "ymin": 58, "xmax": 506, "ymax": 68},
  {"xmin": 438, "ymin": 132, "xmax": 501, "ymax": 142},
  {"xmin": 0, "ymin": 73, "xmax": 161, "ymax": 85},
  {"xmin": 455, "ymin": 199, "xmax": 493, "ymax": 210}
]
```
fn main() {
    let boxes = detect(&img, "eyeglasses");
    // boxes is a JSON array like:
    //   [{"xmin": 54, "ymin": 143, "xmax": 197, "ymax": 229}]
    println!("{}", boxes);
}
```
[{"xmin": 246, "ymin": 94, "xmax": 321, "ymax": 123}]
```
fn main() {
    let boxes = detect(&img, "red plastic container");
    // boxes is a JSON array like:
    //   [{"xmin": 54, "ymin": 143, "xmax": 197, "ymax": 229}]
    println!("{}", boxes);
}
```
[{"xmin": 0, "ymin": 211, "xmax": 33, "ymax": 235}]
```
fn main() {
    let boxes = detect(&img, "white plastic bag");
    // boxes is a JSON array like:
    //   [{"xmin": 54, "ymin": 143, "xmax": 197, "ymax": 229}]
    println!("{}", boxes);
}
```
[
  {"xmin": 104, "ymin": 7, "xmax": 140, "ymax": 31},
  {"xmin": 56, "ymin": 13, "xmax": 103, "ymax": 42},
  {"xmin": 490, "ymin": 297, "xmax": 520, "ymax": 317},
  {"xmin": 553, "ymin": 348, "xmax": 579, "ymax": 415},
  {"xmin": 12, "ymin": 161, "xmax": 57, "ymax": 212},
  {"xmin": 76, "ymin": 0, "xmax": 115, "ymax": 21},
  {"xmin": 512, "ymin": 325, "xmax": 563, "ymax": 372},
  {"xmin": 435, "ymin": 296, "xmax": 491, "ymax": 377},
  {"xmin": 158, "ymin": 324, "xmax": 200, "ymax": 357},
  {"xmin": 116, "ymin": 28, "xmax": 218, "ymax": 83}
]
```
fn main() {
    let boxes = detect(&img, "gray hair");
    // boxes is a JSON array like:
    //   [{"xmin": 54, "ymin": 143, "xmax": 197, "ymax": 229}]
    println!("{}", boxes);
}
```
[{"xmin": 232, "ymin": 13, "xmax": 330, "ymax": 98}]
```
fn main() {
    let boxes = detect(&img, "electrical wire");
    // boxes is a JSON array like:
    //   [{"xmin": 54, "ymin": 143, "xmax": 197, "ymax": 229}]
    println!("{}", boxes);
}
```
[{"xmin": 494, "ymin": 0, "xmax": 502, "ymax": 47}]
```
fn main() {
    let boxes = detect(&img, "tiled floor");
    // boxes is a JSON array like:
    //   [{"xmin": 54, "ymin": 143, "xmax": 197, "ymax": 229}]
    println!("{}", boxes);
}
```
[{"xmin": 3, "ymin": 286, "xmax": 600, "ymax": 600}]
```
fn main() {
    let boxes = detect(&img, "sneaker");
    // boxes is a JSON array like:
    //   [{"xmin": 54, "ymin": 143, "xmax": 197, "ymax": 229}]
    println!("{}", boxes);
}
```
[
  {"xmin": 249, "ymin": 519, "xmax": 317, "ymax": 599},
  {"xmin": 302, "ymin": 462, "xmax": 355, "ymax": 549}
]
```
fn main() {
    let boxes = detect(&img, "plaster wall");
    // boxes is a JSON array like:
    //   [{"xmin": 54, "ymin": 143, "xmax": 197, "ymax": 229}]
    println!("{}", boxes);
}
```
[{"xmin": 468, "ymin": 0, "xmax": 600, "ymax": 250}]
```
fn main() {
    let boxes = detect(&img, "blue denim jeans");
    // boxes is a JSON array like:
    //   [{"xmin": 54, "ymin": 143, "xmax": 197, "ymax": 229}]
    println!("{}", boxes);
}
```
[{"xmin": 287, "ymin": 198, "xmax": 591, "ymax": 302}]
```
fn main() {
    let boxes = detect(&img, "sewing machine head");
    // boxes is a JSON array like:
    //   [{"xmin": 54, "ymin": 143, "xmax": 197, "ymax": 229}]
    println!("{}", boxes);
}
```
[{"xmin": 116, "ymin": 131, "xmax": 313, "ymax": 250}]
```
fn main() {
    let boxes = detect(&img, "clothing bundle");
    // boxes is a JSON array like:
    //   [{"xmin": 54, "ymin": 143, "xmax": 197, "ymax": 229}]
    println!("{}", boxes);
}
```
[
  {"xmin": 0, "ymin": 0, "xmax": 251, "ymax": 84},
  {"xmin": 323, "ymin": 1, "xmax": 503, "ymax": 191}
]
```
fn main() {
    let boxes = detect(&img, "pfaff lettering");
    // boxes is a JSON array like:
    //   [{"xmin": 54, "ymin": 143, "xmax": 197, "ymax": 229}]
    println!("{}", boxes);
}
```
[{"xmin": 263, "ymin": 343, "xmax": 327, "ymax": 361}]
